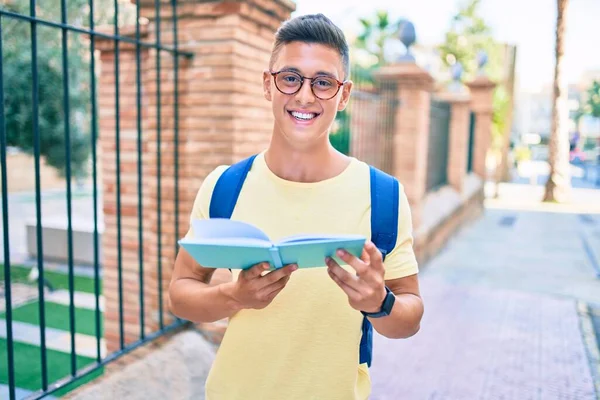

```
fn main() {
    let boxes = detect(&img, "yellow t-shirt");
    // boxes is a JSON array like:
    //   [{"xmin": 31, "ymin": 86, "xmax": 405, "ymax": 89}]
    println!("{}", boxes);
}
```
[{"xmin": 186, "ymin": 152, "xmax": 419, "ymax": 400}]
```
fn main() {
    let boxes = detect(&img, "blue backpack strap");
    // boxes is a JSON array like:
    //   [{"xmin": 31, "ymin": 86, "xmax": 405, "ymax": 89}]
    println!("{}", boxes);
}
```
[
  {"xmin": 359, "ymin": 165, "xmax": 399, "ymax": 367},
  {"xmin": 369, "ymin": 166, "xmax": 399, "ymax": 260},
  {"xmin": 209, "ymin": 154, "xmax": 258, "ymax": 219}
]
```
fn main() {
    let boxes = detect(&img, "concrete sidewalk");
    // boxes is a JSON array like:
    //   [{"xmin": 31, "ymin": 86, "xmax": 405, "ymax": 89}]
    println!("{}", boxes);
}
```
[{"xmin": 370, "ymin": 185, "xmax": 600, "ymax": 399}]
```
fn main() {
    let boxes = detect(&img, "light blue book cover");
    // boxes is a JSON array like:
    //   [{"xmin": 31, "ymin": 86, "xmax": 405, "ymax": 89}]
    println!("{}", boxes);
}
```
[{"xmin": 178, "ymin": 218, "xmax": 366, "ymax": 270}]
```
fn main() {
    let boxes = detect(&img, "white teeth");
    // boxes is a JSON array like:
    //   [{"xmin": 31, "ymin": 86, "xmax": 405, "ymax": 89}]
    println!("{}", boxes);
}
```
[{"xmin": 291, "ymin": 111, "xmax": 317, "ymax": 120}]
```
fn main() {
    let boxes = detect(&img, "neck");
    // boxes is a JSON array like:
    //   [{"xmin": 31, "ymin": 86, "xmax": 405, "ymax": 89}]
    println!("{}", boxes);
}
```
[{"xmin": 264, "ymin": 134, "xmax": 350, "ymax": 183}]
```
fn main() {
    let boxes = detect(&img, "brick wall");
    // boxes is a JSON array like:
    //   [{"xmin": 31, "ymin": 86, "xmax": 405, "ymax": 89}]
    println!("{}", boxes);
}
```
[{"xmin": 97, "ymin": 0, "xmax": 295, "ymax": 352}]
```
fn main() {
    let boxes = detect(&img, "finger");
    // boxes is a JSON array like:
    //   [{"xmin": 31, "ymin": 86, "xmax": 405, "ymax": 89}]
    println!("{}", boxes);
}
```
[
  {"xmin": 364, "ymin": 241, "xmax": 384, "ymax": 272},
  {"xmin": 261, "ymin": 263, "xmax": 297, "ymax": 285},
  {"xmin": 326, "ymin": 257, "xmax": 362, "ymax": 291},
  {"xmin": 261, "ymin": 274, "xmax": 291, "ymax": 297},
  {"xmin": 327, "ymin": 267, "xmax": 361, "ymax": 298},
  {"xmin": 335, "ymin": 249, "xmax": 368, "ymax": 276},
  {"xmin": 243, "ymin": 262, "xmax": 271, "ymax": 280}
]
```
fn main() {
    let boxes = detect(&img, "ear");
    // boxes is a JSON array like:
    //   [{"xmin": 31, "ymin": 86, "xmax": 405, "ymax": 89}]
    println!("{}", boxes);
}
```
[
  {"xmin": 263, "ymin": 70, "xmax": 272, "ymax": 101},
  {"xmin": 337, "ymin": 80, "xmax": 353, "ymax": 112}
]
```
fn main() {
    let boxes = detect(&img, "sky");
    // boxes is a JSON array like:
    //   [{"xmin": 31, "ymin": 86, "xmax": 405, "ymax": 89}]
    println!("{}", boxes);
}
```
[{"xmin": 292, "ymin": 0, "xmax": 600, "ymax": 93}]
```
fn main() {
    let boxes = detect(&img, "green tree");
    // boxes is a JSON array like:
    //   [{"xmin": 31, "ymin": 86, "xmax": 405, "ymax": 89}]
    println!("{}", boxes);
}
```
[
  {"xmin": 354, "ymin": 10, "xmax": 399, "ymax": 69},
  {"xmin": 582, "ymin": 80, "xmax": 600, "ymax": 118},
  {"xmin": 438, "ymin": 0, "xmax": 515, "ymax": 185},
  {"xmin": 438, "ymin": 0, "xmax": 497, "ymax": 77},
  {"xmin": 1, "ymin": 0, "xmax": 134, "ymax": 178}
]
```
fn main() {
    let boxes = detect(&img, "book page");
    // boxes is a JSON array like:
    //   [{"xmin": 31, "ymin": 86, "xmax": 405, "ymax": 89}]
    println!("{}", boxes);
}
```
[
  {"xmin": 191, "ymin": 218, "xmax": 271, "ymax": 243},
  {"xmin": 277, "ymin": 233, "xmax": 365, "ymax": 244}
]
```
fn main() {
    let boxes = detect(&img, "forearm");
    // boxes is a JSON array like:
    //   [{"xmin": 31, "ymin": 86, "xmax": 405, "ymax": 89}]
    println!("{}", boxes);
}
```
[
  {"xmin": 169, "ymin": 279, "xmax": 241, "ymax": 323},
  {"xmin": 369, "ymin": 293, "xmax": 423, "ymax": 339}
]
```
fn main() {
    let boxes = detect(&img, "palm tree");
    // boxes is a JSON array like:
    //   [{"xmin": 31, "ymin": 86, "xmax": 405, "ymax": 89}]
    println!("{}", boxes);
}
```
[{"xmin": 543, "ymin": 0, "xmax": 571, "ymax": 202}]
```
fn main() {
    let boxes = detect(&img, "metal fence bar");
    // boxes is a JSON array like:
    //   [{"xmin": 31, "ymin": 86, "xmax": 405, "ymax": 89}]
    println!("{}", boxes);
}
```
[
  {"xmin": 88, "ymin": 0, "xmax": 103, "ymax": 364},
  {"xmin": 113, "ymin": 0, "xmax": 125, "ymax": 350},
  {"xmin": 2, "ymin": 1, "xmax": 191, "ymax": 396},
  {"xmin": 0, "ymin": 16, "xmax": 17, "ymax": 400},
  {"xmin": 60, "ymin": 0, "xmax": 78, "ymax": 376},
  {"xmin": 173, "ymin": 0, "xmax": 180, "ymax": 252},
  {"xmin": 135, "ymin": 0, "xmax": 146, "ymax": 341},
  {"xmin": 387, "ymin": 81, "xmax": 395, "ymax": 174},
  {"xmin": 467, "ymin": 111, "xmax": 475, "ymax": 173},
  {"xmin": 29, "ymin": 0, "xmax": 49, "ymax": 390},
  {"xmin": 426, "ymin": 100, "xmax": 451, "ymax": 191},
  {"xmin": 0, "ymin": 9, "xmax": 192, "ymax": 58},
  {"xmin": 155, "ymin": 0, "xmax": 164, "ymax": 330}
]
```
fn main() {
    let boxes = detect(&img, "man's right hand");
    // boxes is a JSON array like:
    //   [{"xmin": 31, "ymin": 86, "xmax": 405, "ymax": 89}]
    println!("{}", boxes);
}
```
[{"xmin": 226, "ymin": 262, "xmax": 298, "ymax": 310}]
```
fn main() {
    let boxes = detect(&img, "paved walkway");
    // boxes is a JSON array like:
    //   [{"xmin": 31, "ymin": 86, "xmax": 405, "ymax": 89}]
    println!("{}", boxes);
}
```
[{"xmin": 370, "ymin": 183, "xmax": 600, "ymax": 399}]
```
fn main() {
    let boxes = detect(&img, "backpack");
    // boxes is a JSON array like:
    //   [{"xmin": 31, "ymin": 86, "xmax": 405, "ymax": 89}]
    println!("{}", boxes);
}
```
[{"xmin": 208, "ymin": 154, "xmax": 399, "ymax": 367}]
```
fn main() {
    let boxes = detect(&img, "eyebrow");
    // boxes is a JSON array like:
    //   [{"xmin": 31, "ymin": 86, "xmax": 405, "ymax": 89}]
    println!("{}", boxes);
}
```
[{"xmin": 279, "ymin": 66, "xmax": 339, "ymax": 80}]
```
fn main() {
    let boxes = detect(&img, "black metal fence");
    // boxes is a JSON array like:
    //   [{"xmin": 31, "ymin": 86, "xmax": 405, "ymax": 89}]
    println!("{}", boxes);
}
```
[
  {"xmin": 467, "ymin": 110, "xmax": 476, "ymax": 173},
  {"xmin": 0, "ymin": 1, "xmax": 191, "ymax": 399},
  {"xmin": 332, "ymin": 66, "xmax": 398, "ymax": 175},
  {"xmin": 426, "ymin": 99, "xmax": 451, "ymax": 191}
]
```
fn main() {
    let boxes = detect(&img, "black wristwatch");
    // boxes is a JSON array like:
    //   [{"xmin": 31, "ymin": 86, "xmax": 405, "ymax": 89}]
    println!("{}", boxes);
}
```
[{"xmin": 361, "ymin": 286, "xmax": 395, "ymax": 318}]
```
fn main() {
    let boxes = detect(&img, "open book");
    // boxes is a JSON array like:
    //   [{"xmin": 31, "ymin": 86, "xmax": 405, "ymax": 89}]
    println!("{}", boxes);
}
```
[{"xmin": 178, "ymin": 218, "xmax": 366, "ymax": 270}]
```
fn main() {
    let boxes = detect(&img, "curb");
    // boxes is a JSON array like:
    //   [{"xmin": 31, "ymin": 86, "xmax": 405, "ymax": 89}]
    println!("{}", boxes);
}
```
[{"xmin": 577, "ymin": 301, "xmax": 600, "ymax": 399}]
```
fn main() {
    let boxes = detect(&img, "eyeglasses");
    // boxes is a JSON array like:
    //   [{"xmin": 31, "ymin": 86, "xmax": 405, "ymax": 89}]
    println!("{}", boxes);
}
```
[{"xmin": 270, "ymin": 70, "xmax": 346, "ymax": 100}]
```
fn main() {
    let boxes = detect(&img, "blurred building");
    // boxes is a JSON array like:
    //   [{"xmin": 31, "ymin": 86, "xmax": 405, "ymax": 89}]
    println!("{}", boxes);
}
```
[{"xmin": 512, "ymin": 69, "xmax": 600, "ymax": 159}]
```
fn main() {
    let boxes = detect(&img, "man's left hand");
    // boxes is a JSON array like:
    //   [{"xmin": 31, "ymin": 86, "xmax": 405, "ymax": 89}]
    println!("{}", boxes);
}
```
[{"xmin": 326, "ymin": 240, "xmax": 387, "ymax": 313}]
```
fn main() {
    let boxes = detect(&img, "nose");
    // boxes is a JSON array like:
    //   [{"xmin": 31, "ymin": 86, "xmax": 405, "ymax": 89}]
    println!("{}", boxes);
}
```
[{"xmin": 295, "ymin": 78, "xmax": 316, "ymax": 105}]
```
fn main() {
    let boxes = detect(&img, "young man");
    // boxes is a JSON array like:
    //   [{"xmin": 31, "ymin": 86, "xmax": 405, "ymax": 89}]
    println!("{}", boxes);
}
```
[{"xmin": 169, "ymin": 13, "xmax": 424, "ymax": 400}]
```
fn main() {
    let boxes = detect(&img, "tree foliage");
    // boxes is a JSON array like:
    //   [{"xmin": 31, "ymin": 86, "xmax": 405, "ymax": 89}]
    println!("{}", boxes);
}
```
[
  {"xmin": 354, "ymin": 10, "xmax": 399, "ymax": 69},
  {"xmin": 1, "ymin": 0, "xmax": 134, "ymax": 178},
  {"xmin": 438, "ymin": 0, "xmax": 512, "ymax": 149},
  {"xmin": 581, "ymin": 80, "xmax": 600, "ymax": 118}
]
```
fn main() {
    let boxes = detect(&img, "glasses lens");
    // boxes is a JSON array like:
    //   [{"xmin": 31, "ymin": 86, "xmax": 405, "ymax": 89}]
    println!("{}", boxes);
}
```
[
  {"xmin": 311, "ymin": 76, "xmax": 339, "ymax": 99},
  {"xmin": 275, "ymin": 72, "xmax": 302, "ymax": 94}
]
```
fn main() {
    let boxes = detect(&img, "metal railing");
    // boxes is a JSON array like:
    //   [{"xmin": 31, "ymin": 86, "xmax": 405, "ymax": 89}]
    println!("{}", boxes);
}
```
[
  {"xmin": 0, "ymin": 1, "xmax": 192, "ymax": 399},
  {"xmin": 334, "ymin": 66, "xmax": 398, "ymax": 175},
  {"xmin": 467, "ymin": 110, "xmax": 476, "ymax": 173},
  {"xmin": 426, "ymin": 99, "xmax": 451, "ymax": 191}
]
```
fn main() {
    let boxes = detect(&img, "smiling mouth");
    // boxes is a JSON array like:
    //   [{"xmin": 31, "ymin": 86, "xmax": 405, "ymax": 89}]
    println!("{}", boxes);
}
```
[{"xmin": 288, "ymin": 110, "xmax": 320, "ymax": 121}]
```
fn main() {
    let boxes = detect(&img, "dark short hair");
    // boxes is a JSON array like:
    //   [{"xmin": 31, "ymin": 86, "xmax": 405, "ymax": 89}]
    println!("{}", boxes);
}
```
[{"xmin": 270, "ymin": 14, "xmax": 350, "ymax": 79}]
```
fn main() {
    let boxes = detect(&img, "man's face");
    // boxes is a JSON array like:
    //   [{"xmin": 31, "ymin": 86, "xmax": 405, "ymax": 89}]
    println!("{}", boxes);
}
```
[{"xmin": 263, "ymin": 42, "xmax": 352, "ymax": 149}]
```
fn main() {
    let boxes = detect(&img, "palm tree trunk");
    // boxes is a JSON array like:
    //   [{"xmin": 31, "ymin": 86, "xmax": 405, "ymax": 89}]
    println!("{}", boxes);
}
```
[{"xmin": 543, "ymin": 0, "xmax": 571, "ymax": 202}]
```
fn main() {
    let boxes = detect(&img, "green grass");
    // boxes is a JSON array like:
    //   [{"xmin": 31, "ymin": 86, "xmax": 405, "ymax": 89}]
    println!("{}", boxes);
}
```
[
  {"xmin": 0, "ymin": 263, "xmax": 100, "ymax": 294},
  {"xmin": 0, "ymin": 301, "xmax": 103, "ymax": 337},
  {"xmin": 0, "ymin": 338, "xmax": 103, "ymax": 397}
]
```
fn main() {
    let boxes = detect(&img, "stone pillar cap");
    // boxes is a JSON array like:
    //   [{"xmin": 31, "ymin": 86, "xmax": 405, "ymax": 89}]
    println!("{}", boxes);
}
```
[
  {"xmin": 373, "ymin": 63, "xmax": 434, "ymax": 90},
  {"xmin": 466, "ymin": 75, "xmax": 496, "ymax": 90},
  {"xmin": 434, "ymin": 91, "xmax": 471, "ymax": 103}
]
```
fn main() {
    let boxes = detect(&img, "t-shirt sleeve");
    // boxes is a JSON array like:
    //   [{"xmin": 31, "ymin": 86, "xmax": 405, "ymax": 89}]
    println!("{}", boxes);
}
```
[
  {"xmin": 183, "ymin": 165, "xmax": 229, "ymax": 239},
  {"xmin": 382, "ymin": 183, "xmax": 419, "ymax": 280}
]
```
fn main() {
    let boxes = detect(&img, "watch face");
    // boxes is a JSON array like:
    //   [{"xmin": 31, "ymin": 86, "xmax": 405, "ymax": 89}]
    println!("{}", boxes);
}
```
[
  {"xmin": 383, "ymin": 290, "xmax": 395, "ymax": 314},
  {"xmin": 362, "ymin": 288, "xmax": 395, "ymax": 318}
]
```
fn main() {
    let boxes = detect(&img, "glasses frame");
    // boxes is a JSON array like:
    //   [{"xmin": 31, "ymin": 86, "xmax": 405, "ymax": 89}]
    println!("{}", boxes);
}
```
[{"xmin": 270, "ymin": 70, "xmax": 347, "ymax": 100}]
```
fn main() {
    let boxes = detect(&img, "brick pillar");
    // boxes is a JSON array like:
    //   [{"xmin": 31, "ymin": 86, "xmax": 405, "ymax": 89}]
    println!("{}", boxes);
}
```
[
  {"xmin": 97, "ymin": 0, "xmax": 295, "ymax": 352},
  {"xmin": 96, "ymin": 25, "xmax": 154, "ymax": 351},
  {"xmin": 436, "ymin": 91, "xmax": 471, "ymax": 193},
  {"xmin": 349, "ymin": 91, "xmax": 381, "ymax": 167},
  {"xmin": 374, "ymin": 63, "xmax": 434, "ymax": 228},
  {"xmin": 466, "ymin": 76, "xmax": 496, "ymax": 180}
]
